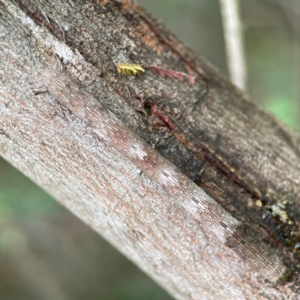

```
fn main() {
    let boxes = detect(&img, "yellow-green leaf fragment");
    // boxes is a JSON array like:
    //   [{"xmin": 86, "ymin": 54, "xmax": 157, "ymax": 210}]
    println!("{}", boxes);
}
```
[{"xmin": 116, "ymin": 63, "xmax": 145, "ymax": 76}]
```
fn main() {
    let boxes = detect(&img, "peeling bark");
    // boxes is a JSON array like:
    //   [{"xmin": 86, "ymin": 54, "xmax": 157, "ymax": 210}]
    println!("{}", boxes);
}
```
[{"xmin": 0, "ymin": 0, "xmax": 300, "ymax": 298}]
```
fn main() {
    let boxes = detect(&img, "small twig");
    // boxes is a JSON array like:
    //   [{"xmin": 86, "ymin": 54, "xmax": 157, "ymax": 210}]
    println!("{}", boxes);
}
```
[
  {"xmin": 116, "ymin": 63, "xmax": 196, "ymax": 84},
  {"xmin": 147, "ymin": 65, "xmax": 195, "ymax": 84},
  {"xmin": 219, "ymin": 0, "xmax": 247, "ymax": 91}
]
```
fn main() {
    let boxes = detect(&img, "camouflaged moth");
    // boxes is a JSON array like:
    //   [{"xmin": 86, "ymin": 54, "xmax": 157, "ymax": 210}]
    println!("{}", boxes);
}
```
[{"xmin": 116, "ymin": 63, "xmax": 145, "ymax": 76}]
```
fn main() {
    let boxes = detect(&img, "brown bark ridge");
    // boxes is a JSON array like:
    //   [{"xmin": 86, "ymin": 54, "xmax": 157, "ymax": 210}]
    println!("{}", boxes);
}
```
[{"xmin": 1, "ymin": 0, "xmax": 300, "ymax": 298}]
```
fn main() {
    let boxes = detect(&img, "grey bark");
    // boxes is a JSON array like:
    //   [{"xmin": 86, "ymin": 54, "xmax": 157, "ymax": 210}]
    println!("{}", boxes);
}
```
[{"xmin": 0, "ymin": 0, "xmax": 300, "ymax": 299}]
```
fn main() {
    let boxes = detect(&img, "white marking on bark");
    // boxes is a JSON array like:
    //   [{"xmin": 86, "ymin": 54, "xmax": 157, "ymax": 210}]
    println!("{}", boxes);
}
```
[
  {"xmin": 158, "ymin": 169, "xmax": 179, "ymax": 186},
  {"xmin": 128, "ymin": 144, "xmax": 148, "ymax": 160}
]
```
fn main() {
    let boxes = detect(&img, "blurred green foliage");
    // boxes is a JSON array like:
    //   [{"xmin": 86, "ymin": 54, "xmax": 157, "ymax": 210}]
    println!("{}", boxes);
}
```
[
  {"xmin": 1, "ymin": 0, "xmax": 299, "ymax": 299},
  {"xmin": 0, "ymin": 158, "xmax": 58, "ymax": 220}
]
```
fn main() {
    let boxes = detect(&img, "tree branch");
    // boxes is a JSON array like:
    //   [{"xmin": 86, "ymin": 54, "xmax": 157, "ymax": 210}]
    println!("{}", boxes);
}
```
[{"xmin": 0, "ymin": 0, "xmax": 300, "ymax": 298}]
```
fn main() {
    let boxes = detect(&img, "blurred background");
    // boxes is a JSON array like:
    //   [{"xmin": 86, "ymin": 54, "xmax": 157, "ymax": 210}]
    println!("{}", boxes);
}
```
[{"xmin": 1, "ymin": 0, "xmax": 299, "ymax": 299}]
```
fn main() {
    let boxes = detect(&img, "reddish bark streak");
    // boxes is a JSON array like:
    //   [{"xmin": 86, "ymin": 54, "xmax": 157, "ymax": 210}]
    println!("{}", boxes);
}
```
[{"xmin": 148, "ymin": 102, "xmax": 262, "ymax": 201}]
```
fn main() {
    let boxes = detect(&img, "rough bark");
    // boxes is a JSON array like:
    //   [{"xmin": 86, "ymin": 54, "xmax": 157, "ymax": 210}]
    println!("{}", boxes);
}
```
[{"xmin": 0, "ymin": 0, "xmax": 300, "ymax": 299}]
